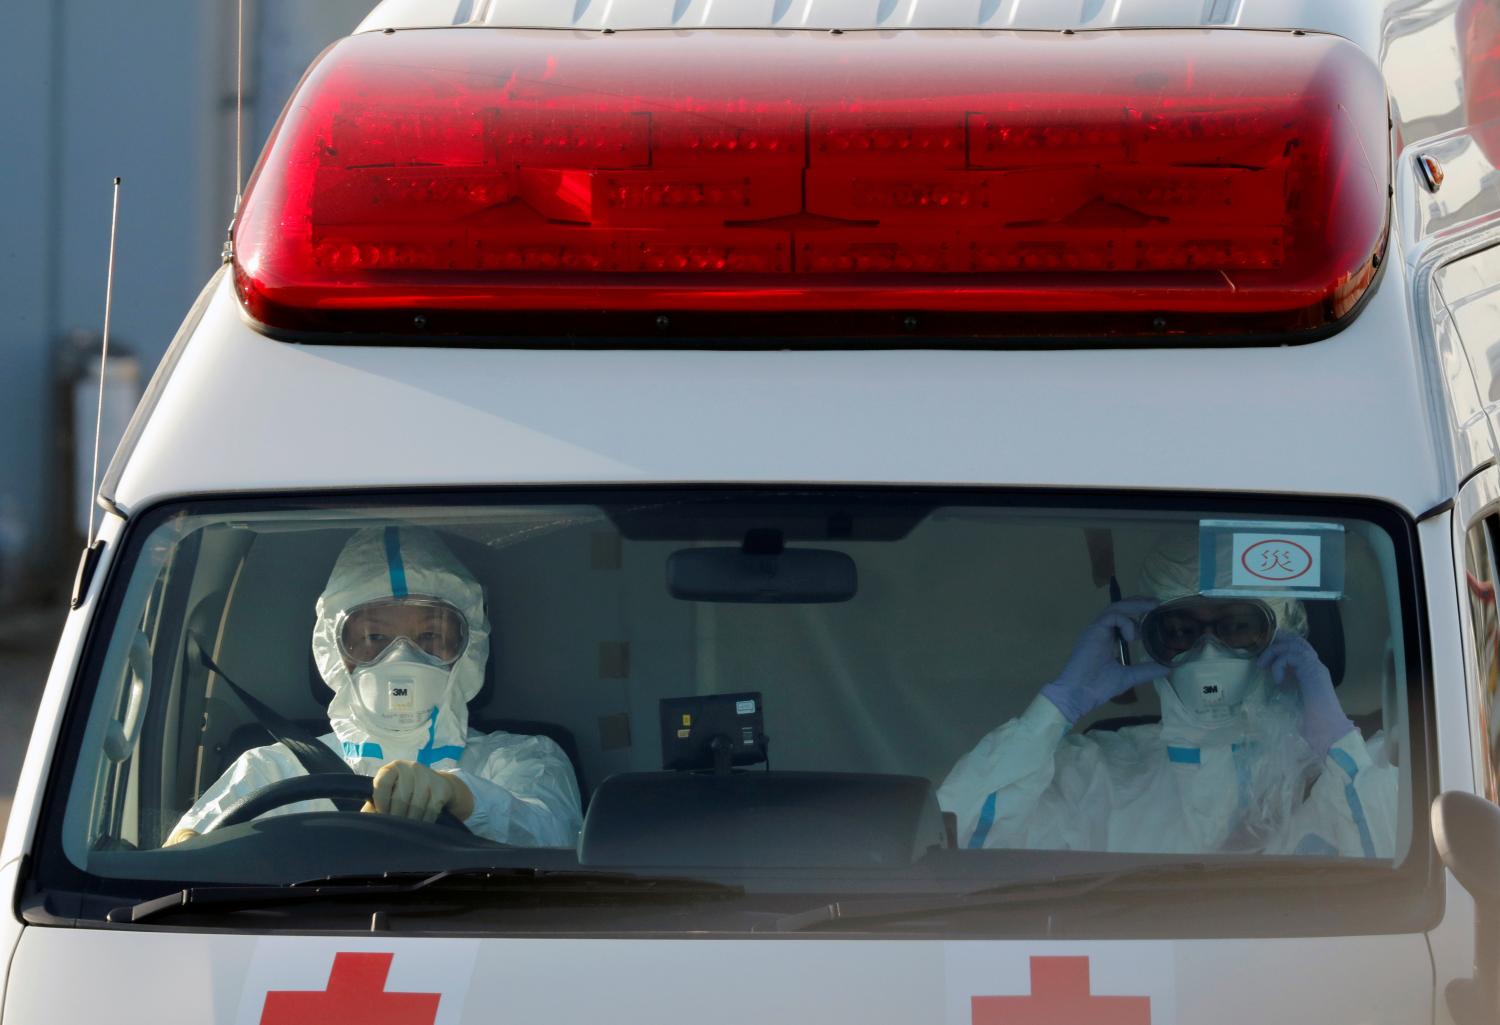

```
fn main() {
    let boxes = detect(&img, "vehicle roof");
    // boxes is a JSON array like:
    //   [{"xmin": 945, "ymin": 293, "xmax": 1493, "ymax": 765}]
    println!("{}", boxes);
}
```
[
  {"xmin": 106, "ymin": 258, "xmax": 1462, "ymax": 518},
  {"xmin": 356, "ymin": 0, "xmax": 1381, "ymax": 45}
]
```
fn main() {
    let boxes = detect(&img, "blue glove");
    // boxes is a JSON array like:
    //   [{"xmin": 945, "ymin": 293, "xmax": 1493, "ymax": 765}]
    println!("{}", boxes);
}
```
[
  {"xmin": 1040, "ymin": 598, "xmax": 1168, "ymax": 724},
  {"xmin": 1256, "ymin": 630, "xmax": 1355, "ymax": 758}
]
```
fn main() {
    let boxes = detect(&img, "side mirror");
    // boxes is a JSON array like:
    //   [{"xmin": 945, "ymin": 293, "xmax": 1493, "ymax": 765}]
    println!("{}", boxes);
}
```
[
  {"xmin": 1431, "ymin": 791, "xmax": 1500, "ymax": 1025},
  {"xmin": 103, "ymin": 632, "xmax": 152, "ymax": 762}
]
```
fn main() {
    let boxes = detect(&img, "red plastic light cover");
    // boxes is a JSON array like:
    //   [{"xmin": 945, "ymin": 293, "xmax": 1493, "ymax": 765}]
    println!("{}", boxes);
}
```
[
  {"xmin": 231, "ymin": 29, "xmax": 1391, "ymax": 339},
  {"xmin": 1460, "ymin": 0, "xmax": 1500, "ymax": 165}
]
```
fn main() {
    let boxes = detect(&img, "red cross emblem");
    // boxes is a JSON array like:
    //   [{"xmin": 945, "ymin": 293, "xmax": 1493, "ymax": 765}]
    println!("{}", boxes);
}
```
[
  {"xmin": 972, "ymin": 956, "xmax": 1151, "ymax": 1025},
  {"xmin": 260, "ymin": 952, "xmax": 441, "ymax": 1025}
]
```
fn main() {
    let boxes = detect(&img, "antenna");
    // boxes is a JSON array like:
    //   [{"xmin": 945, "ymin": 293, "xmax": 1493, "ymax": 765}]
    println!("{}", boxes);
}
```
[
  {"xmin": 234, "ymin": 0, "xmax": 245, "ymax": 214},
  {"xmin": 87, "ymin": 177, "xmax": 122, "ymax": 550}
]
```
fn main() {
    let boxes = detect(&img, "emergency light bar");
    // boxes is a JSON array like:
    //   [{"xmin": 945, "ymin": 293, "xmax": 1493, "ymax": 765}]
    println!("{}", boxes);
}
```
[{"xmin": 231, "ymin": 29, "xmax": 1390, "ymax": 339}]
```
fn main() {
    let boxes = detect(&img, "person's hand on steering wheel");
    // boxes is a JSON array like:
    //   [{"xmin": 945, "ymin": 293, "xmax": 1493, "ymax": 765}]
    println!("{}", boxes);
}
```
[
  {"xmin": 365, "ymin": 760, "xmax": 475, "ymax": 823},
  {"xmin": 161, "ymin": 765, "xmax": 478, "ymax": 847}
]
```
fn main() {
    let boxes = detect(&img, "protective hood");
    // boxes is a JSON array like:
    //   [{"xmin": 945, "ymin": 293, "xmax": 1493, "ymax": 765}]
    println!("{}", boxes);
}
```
[{"xmin": 311, "ymin": 526, "xmax": 490, "ymax": 762}]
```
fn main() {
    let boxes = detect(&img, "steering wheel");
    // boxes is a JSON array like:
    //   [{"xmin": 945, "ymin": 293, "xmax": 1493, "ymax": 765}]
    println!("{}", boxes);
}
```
[{"xmin": 209, "ymin": 773, "xmax": 469, "ymax": 832}]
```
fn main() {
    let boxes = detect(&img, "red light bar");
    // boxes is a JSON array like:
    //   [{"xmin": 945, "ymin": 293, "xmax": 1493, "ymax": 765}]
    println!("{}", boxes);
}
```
[{"xmin": 232, "ymin": 29, "xmax": 1390, "ymax": 339}]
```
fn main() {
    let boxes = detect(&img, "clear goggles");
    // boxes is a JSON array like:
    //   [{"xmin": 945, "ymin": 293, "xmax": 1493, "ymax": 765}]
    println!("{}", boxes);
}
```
[
  {"xmin": 1139, "ymin": 595, "xmax": 1276, "ymax": 667},
  {"xmin": 336, "ymin": 597, "xmax": 469, "ymax": 668}
]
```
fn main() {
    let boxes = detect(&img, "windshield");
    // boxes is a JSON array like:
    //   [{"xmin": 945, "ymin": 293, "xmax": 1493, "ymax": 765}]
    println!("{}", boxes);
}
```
[{"xmin": 32, "ymin": 489, "xmax": 1428, "ymax": 933}]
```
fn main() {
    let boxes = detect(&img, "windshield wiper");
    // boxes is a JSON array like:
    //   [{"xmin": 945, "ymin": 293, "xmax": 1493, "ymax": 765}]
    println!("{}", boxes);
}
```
[
  {"xmin": 760, "ymin": 857, "xmax": 1396, "ymax": 933},
  {"xmin": 108, "ymin": 867, "xmax": 744, "ymax": 925}
]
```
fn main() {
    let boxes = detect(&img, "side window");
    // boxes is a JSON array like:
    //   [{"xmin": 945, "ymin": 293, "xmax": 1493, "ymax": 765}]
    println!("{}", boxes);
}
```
[{"xmin": 1463, "ymin": 517, "xmax": 1500, "ymax": 802}]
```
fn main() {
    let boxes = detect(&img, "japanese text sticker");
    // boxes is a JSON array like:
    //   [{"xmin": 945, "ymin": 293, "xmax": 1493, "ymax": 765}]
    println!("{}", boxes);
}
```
[{"xmin": 1197, "ymin": 519, "xmax": 1345, "ymax": 600}]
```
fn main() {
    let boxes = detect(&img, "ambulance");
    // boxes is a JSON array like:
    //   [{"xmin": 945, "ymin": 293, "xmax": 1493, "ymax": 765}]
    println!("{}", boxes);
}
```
[{"xmin": 5, "ymin": 0, "xmax": 1500, "ymax": 1022}]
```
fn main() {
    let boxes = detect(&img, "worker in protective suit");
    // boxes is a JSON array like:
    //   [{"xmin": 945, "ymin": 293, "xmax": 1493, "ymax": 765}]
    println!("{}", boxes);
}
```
[
  {"xmin": 937, "ymin": 536, "xmax": 1397, "ymax": 857},
  {"xmin": 166, "ymin": 526, "xmax": 582, "ymax": 847}
]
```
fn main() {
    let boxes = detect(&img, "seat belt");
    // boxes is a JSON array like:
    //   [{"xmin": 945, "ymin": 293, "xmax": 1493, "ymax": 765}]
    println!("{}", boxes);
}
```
[{"xmin": 189, "ymin": 633, "xmax": 354, "ymax": 778}]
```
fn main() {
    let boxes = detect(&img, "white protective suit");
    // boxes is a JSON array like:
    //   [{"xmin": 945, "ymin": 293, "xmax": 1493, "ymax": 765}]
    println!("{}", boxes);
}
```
[
  {"xmin": 173, "ymin": 526, "xmax": 583, "ymax": 847},
  {"xmin": 937, "ymin": 538, "xmax": 1399, "ymax": 858}
]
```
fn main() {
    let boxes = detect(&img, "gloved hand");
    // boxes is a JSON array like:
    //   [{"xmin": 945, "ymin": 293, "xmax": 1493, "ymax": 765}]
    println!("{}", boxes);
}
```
[
  {"xmin": 364, "ymin": 760, "xmax": 475, "ymax": 823},
  {"xmin": 1256, "ymin": 629, "xmax": 1355, "ymax": 758},
  {"xmin": 1040, "ymin": 598, "xmax": 1168, "ymax": 724}
]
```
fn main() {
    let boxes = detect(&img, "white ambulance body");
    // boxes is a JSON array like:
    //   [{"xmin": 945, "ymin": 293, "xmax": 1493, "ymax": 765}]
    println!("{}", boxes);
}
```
[{"xmin": 4, "ymin": 1, "xmax": 1500, "ymax": 1022}]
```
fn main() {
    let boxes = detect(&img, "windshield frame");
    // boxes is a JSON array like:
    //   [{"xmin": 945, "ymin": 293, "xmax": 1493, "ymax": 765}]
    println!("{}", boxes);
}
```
[{"xmin": 22, "ymin": 484, "xmax": 1441, "ymax": 936}]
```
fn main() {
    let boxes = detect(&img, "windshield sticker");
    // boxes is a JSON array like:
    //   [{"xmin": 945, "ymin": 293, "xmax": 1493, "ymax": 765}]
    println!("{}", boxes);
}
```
[
  {"xmin": 1197, "ymin": 519, "xmax": 1346, "ymax": 600},
  {"xmin": 1234, "ymin": 534, "xmax": 1320, "ymax": 585},
  {"xmin": 945, "ymin": 943, "xmax": 1176, "ymax": 1025},
  {"xmin": 234, "ymin": 939, "xmax": 479, "ymax": 1025}
]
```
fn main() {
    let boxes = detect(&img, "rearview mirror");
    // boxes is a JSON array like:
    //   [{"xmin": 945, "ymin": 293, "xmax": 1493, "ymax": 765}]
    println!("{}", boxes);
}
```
[
  {"xmin": 1431, "ymin": 791, "xmax": 1500, "ymax": 1025},
  {"xmin": 667, "ymin": 546, "xmax": 857, "ymax": 603}
]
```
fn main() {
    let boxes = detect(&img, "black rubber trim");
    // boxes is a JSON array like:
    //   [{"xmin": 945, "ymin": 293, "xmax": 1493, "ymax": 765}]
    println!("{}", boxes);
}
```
[
  {"xmin": 1458, "ymin": 458, "xmax": 1498, "ymax": 495},
  {"xmin": 69, "ymin": 541, "xmax": 105, "ymax": 611},
  {"xmin": 1417, "ymin": 498, "xmax": 1457, "ymax": 523}
]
